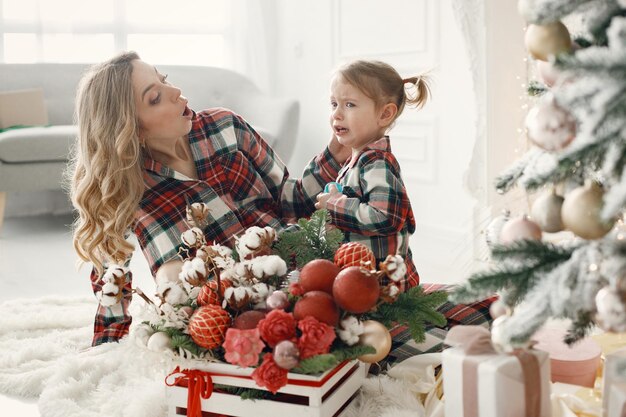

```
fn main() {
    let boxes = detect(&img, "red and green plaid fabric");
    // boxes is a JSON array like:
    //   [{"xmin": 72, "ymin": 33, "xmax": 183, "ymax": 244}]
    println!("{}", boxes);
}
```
[
  {"xmin": 325, "ymin": 136, "xmax": 419, "ymax": 288},
  {"xmin": 90, "ymin": 108, "xmax": 340, "ymax": 346},
  {"xmin": 371, "ymin": 283, "xmax": 497, "ymax": 374}
]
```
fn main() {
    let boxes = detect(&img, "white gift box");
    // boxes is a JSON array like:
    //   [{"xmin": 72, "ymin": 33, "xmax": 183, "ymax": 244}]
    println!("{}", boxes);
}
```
[
  {"xmin": 442, "ymin": 326, "xmax": 552, "ymax": 417},
  {"xmin": 608, "ymin": 382, "xmax": 626, "ymax": 417},
  {"xmin": 604, "ymin": 348, "xmax": 626, "ymax": 417},
  {"xmin": 166, "ymin": 359, "xmax": 367, "ymax": 417}
]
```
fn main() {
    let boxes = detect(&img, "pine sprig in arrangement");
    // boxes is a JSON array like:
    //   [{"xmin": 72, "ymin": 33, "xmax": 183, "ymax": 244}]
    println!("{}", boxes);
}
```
[
  {"xmin": 273, "ymin": 209, "xmax": 344, "ymax": 268},
  {"xmin": 451, "ymin": 240, "xmax": 575, "ymax": 305},
  {"xmin": 366, "ymin": 286, "xmax": 448, "ymax": 343}
]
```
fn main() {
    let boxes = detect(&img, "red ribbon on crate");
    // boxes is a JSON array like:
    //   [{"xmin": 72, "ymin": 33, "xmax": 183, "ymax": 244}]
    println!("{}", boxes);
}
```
[
  {"xmin": 166, "ymin": 367, "xmax": 214, "ymax": 417},
  {"xmin": 165, "ymin": 360, "xmax": 352, "ymax": 417}
]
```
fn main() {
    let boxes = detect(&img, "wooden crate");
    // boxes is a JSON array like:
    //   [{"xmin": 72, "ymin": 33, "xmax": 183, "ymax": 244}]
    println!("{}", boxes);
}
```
[{"xmin": 166, "ymin": 360, "xmax": 368, "ymax": 417}]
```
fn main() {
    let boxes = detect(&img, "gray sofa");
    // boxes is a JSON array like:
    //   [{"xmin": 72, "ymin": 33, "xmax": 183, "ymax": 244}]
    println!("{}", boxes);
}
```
[{"xmin": 0, "ymin": 63, "xmax": 299, "ymax": 228}]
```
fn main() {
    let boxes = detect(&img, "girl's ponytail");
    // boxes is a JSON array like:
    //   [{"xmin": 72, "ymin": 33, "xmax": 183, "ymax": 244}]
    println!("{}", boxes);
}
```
[{"xmin": 403, "ymin": 74, "xmax": 431, "ymax": 110}]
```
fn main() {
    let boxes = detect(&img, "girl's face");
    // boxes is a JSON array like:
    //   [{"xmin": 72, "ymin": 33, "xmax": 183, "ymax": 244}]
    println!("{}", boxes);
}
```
[
  {"xmin": 131, "ymin": 59, "xmax": 194, "ymax": 147},
  {"xmin": 329, "ymin": 75, "xmax": 389, "ymax": 152}
]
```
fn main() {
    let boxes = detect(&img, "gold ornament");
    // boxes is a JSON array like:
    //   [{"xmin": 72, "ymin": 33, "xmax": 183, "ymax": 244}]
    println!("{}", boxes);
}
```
[
  {"xmin": 561, "ymin": 181, "xmax": 615, "ymax": 240},
  {"xmin": 531, "ymin": 188, "xmax": 565, "ymax": 233},
  {"xmin": 525, "ymin": 22, "xmax": 572, "ymax": 61},
  {"xmin": 357, "ymin": 320, "xmax": 392, "ymax": 363}
]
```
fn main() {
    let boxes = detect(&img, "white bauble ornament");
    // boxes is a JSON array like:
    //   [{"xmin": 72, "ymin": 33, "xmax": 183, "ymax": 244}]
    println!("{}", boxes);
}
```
[
  {"xmin": 525, "ymin": 96, "xmax": 576, "ymax": 152},
  {"xmin": 536, "ymin": 59, "xmax": 560, "ymax": 87},
  {"xmin": 147, "ymin": 331, "xmax": 173, "ymax": 352},
  {"xmin": 489, "ymin": 299, "xmax": 510, "ymax": 319},
  {"xmin": 595, "ymin": 286, "xmax": 626, "ymax": 332},
  {"xmin": 485, "ymin": 210, "xmax": 511, "ymax": 248},
  {"xmin": 499, "ymin": 215, "xmax": 542, "ymax": 245},
  {"xmin": 531, "ymin": 189, "xmax": 565, "ymax": 233},
  {"xmin": 561, "ymin": 181, "xmax": 615, "ymax": 239},
  {"xmin": 525, "ymin": 22, "xmax": 572, "ymax": 61}
]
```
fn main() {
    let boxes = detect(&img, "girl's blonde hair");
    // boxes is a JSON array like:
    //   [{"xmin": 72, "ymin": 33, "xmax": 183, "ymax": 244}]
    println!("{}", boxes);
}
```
[
  {"xmin": 336, "ymin": 60, "xmax": 431, "ymax": 123},
  {"xmin": 67, "ymin": 51, "xmax": 143, "ymax": 274}
]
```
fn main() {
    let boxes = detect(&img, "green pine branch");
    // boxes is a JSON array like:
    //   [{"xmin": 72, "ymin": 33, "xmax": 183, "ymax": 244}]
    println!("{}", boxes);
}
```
[
  {"xmin": 564, "ymin": 311, "xmax": 595, "ymax": 345},
  {"xmin": 292, "ymin": 354, "xmax": 339, "ymax": 375},
  {"xmin": 214, "ymin": 384, "xmax": 273, "ymax": 401},
  {"xmin": 273, "ymin": 210, "xmax": 344, "ymax": 268},
  {"xmin": 451, "ymin": 240, "xmax": 574, "ymax": 305},
  {"xmin": 366, "ymin": 286, "xmax": 448, "ymax": 343},
  {"xmin": 527, "ymin": 81, "xmax": 548, "ymax": 97},
  {"xmin": 331, "ymin": 344, "xmax": 376, "ymax": 363}
]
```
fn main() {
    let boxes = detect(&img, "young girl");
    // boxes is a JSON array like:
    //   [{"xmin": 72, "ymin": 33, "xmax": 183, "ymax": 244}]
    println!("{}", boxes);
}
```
[{"xmin": 315, "ymin": 60, "xmax": 430, "ymax": 290}]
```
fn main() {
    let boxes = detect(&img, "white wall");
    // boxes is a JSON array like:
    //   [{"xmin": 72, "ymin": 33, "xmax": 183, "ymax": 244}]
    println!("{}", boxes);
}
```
[{"xmin": 273, "ymin": 0, "xmax": 480, "ymax": 283}]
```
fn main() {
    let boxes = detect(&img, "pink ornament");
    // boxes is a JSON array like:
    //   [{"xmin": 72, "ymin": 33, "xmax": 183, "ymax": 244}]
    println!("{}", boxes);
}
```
[
  {"xmin": 273, "ymin": 340, "xmax": 300, "ymax": 370},
  {"xmin": 266, "ymin": 290, "xmax": 290, "ymax": 310},
  {"xmin": 525, "ymin": 96, "xmax": 576, "ymax": 152},
  {"xmin": 499, "ymin": 215, "xmax": 542, "ymax": 245},
  {"xmin": 536, "ymin": 60, "xmax": 560, "ymax": 87}
]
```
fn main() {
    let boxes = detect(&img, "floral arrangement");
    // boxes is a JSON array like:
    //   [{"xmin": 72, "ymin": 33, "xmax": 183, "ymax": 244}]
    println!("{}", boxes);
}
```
[{"xmin": 120, "ymin": 204, "xmax": 447, "ymax": 394}]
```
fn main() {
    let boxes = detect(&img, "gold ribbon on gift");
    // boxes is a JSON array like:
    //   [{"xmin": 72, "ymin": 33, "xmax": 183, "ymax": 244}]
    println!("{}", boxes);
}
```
[{"xmin": 445, "ymin": 325, "xmax": 542, "ymax": 417}]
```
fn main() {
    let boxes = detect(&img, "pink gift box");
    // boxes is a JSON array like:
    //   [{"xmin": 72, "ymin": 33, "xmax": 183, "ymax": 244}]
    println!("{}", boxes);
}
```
[{"xmin": 532, "ymin": 326, "xmax": 601, "ymax": 388}]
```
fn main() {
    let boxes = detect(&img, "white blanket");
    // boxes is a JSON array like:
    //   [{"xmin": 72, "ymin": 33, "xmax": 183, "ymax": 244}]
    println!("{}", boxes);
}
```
[{"xmin": 0, "ymin": 296, "xmax": 442, "ymax": 417}]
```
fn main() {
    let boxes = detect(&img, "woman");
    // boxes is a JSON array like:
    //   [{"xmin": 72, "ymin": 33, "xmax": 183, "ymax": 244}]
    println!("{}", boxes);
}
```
[{"xmin": 69, "ymin": 51, "xmax": 350, "ymax": 345}]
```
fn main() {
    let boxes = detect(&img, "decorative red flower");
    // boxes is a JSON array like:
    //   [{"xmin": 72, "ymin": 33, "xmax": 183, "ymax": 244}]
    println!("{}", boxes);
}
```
[
  {"xmin": 223, "ymin": 328, "xmax": 265, "ymax": 368},
  {"xmin": 251, "ymin": 353, "xmax": 289, "ymax": 394},
  {"xmin": 289, "ymin": 282, "xmax": 305, "ymax": 297},
  {"xmin": 297, "ymin": 316, "xmax": 336, "ymax": 359},
  {"xmin": 257, "ymin": 309, "xmax": 297, "ymax": 347}
]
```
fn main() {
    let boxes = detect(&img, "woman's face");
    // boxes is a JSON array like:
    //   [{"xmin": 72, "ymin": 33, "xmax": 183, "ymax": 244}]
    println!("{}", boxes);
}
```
[{"xmin": 131, "ymin": 59, "xmax": 194, "ymax": 146}]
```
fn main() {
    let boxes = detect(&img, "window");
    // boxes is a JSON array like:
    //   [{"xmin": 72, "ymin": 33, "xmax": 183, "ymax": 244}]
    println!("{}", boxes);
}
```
[{"xmin": 0, "ymin": 0, "xmax": 234, "ymax": 66}]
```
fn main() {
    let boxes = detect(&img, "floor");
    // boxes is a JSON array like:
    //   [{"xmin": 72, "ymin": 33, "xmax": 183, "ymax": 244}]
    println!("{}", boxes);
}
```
[{"xmin": 0, "ymin": 214, "xmax": 155, "ymax": 416}]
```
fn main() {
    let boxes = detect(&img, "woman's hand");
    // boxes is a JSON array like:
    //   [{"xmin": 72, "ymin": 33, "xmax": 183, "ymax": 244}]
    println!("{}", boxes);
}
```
[{"xmin": 328, "ymin": 134, "xmax": 351, "ymax": 164}]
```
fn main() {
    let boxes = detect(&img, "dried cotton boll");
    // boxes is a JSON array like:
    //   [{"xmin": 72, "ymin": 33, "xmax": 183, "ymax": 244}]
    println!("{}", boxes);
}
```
[
  {"xmin": 379, "ymin": 255, "xmax": 407, "ymax": 283},
  {"xmin": 337, "ymin": 316, "xmax": 364, "ymax": 346},
  {"xmin": 531, "ymin": 189, "xmax": 565, "ymax": 233},
  {"xmin": 179, "ymin": 258, "xmax": 209, "ymax": 287},
  {"xmin": 181, "ymin": 227, "xmax": 205, "ymax": 249},
  {"xmin": 158, "ymin": 281, "xmax": 189, "ymax": 306},
  {"xmin": 186, "ymin": 202, "xmax": 210, "ymax": 228},
  {"xmin": 499, "ymin": 215, "xmax": 542, "ymax": 245},
  {"xmin": 524, "ymin": 21, "xmax": 572, "ymax": 61}
]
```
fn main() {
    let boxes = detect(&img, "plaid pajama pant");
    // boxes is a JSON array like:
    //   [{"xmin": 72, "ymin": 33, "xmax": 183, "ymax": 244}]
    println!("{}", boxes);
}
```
[{"xmin": 371, "ymin": 283, "xmax": 496, "ymax": 374}]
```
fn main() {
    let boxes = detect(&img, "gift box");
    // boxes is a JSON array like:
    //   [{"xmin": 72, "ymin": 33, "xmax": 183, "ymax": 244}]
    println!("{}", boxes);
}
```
[
  {"xmin": 607, "ymin": 382, "xmax": 626, "ymax": 417},
  {"xmin": 532, "ymin": 325, "xmax": 602, "ymax": 387},
  {"xmin": 603, "ymin": 348, "xmax": 626, "ymax": 417},
  {"xmin": 442, "ymin": 325, "xmax": 552, "ymax": 417},
  {"xmin": 165, "ymin": 359, "xmax": 368, "ymax": 417}
]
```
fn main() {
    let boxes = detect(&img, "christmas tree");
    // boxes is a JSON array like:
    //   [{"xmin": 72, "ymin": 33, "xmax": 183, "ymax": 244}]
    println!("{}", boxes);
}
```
[{"xmin": 451, "ymin": 0, "xmax": 626, "ymax": 346}]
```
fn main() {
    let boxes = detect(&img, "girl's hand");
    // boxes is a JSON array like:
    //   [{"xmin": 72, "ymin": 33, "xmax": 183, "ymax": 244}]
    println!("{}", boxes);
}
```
[
  {"xmin": 315, "ymin": 183, "xmax": 340, "ymax": 210},
  {"xmin": 328, "ymin": 133, "xmax": 351, "ymax": 164}
]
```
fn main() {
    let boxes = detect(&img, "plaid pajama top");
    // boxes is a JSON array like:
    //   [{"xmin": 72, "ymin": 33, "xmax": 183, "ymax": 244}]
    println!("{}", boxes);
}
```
[
  {"xmin": 325, "ymin": 136, "xmax": 419, "ymax": 288},
  {"xmin": 90, "ymin": 107, "xmax": 340, "ymax": 345}
]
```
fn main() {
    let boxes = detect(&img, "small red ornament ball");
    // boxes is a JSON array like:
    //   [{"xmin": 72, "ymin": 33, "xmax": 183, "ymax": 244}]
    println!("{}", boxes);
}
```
[
  {"xmin": 334, "ymin": 242, "xmax": 376, "ymax": 269},
  {"xmin": 197, "ymin": 279, "xmax": 232, "ymax": 306},
  {"xmin": 293, "ymin": 291, "xmax": 340, "ymax": 326},
  {"xmin": 299, "ymin": 259, "xmax": 340, "ymax": 294},
  {"xmin": 188, "ymin": 305, "xmax": 231, "ymax": 349},
  {"xmin": 332, "ymin": 266, "xmax": 380, "ymax": 314},
  {"xmin": 233, "ymin": 310, "xmax": 267, "ymax": 330}
]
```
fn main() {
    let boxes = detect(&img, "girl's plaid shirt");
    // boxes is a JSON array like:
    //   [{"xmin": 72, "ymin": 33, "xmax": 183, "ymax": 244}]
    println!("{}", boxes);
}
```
[{"xmin": 90, "ymin": 108, "xmax": 340, "ymax": 345}]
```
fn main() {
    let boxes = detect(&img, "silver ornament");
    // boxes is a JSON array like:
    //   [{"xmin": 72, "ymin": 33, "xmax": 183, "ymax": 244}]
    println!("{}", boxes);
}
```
[
  {"xmin": 531, "ymin": 189, "xmax": 564, "ymax": 233},
  {"xmin": 525, "ymin": 95, "xmax": 576, "ymax": 152}
]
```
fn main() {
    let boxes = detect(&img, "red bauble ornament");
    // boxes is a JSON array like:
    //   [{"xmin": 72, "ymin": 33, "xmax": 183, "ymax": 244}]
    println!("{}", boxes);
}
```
[
  {"xmin": 334, "ymin": 242, "xmax": 376, "ymax": 269},
  {"xmin": 293, "ymin": 291, "xmax": 340, "ymax": 326},
  {"xmin": 197, "ymin": 279, "xmax": 233, "ymax": 306},
  {"xmin": 332, "ymin": 266, "xmax": 380, "ymax": 314},
  {"xmin": 299, "ymin": 259, "xmax": 340, "ymax": 294},
  {"xmin": 233, "ymin": 310, "xmax": 267, "ymax": 330},
  {"xmin": 188, "ymin": 305, "xmax": 231, "ymax": 349}
]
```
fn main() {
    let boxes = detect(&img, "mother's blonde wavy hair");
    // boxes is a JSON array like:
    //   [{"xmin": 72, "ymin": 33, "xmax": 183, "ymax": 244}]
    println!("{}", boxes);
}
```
[{"xmin": 68, "ymin": 51, "xmax": 144, "ymax": 274}]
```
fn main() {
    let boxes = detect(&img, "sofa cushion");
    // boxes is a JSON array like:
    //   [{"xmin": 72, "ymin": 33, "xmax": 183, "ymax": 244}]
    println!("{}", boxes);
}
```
[{"xmin": 0, "ymin": 125, "xmax": 76, "ymax": 163}]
